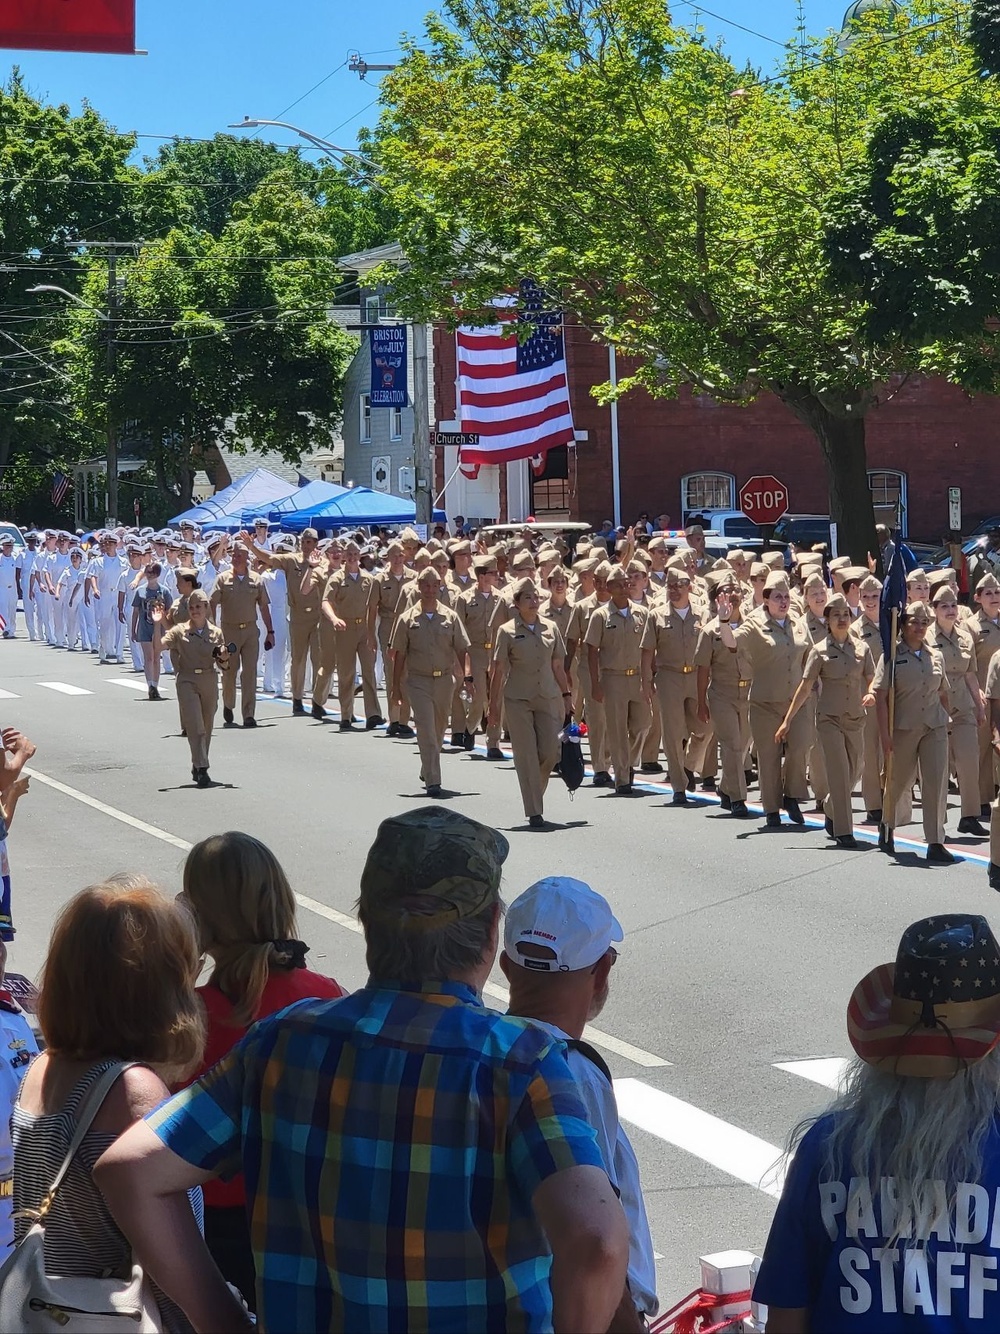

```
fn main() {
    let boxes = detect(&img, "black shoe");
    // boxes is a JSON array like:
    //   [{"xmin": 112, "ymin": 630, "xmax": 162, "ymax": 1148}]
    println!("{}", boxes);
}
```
[
  {"xmin": 223, "ymin": 706, "xmax": 234, "ymax": 725},
  {"xmin": 765, "ymin": 812, "xmax": 782, "ymax": 828},
  {"xmin": 989, "ymin": 863, "xmax": 1000, "ymax": 891},
  {"xmin": 396, "ymin": 724, "xmax": 415, "ymax": 738},
  {"xmin": 927, "ymin": 842, "xmax": 957, "ymax": 865},
  {"xmin": 836, "ymin": 834, "xmax": 859, "ymax": 849},
  {"xmin": 616, "ymin": 784, "xmax": 633, "ymax": 795},
  {"xmin": 701, "ymin": 776, "xmax": 716, "ymax": 792},
  {"xmin": 783, "ymin": 796, "xmax": 805, "ymax": 826},
  {"xmin": 387, "ymin": 721, "xmax": 400, "ymax": 737},
  {"xmin": 745, "ymin": 769, "xmax": 757, "ymax": 787},
  {"xmin": 528, "ymin": 814, "xmax": 547, "ymax": 828},
  {"xmin": 958, "ymin": 816, "xmax": 989, "ymax": 837},
  {"xmin": 878, "ymin": 824, "xmax": 895, "ymax": 854},
  {"xmin": 243, "ymin": 717, "xmax": 257, "ymax": 728},
  {"xmin": 447, "ymin": 733, "xmax": 465, "ymax": 748},
  {"xmin": 311, "ymin": 703, "xmax": 327, "ymax": 720},
  {"xmin": 464, "ymin": 729, "xmax": 476, "ymax": 751},
  {"xmin": 196, "ymin": 768, "xmax": 212, "ymax": 789},
  {"xmin": 591, "ymin": 770, "xmax": 613, "ymax": 787},
  {"xmin": 292, "ymin": 699, "xmax": 305, "ymax": 715},
  {"xmin": 864, "ymin": 809, "xmax": 883, "ymax": 825},
  {"xmin": 191, "ymin": 766, "xmax": 198, "ymax": 782},
  {"xmin": 640, "ymin": 762, "xmax": 663, "ymax": 774},
  {"xmin": 148, "ymin": 685, "xmax": 160, "ymax": 701},
  {"xmin": 718, "ymin": 791, "xmax": 732, "ymax": 811},
  {"xmin": 366, "ymin": 715, "xmax": 385, "ymax": 730},
  {"xmin": 983, "ymin": 804, "xmax": 993, "ymax": 821},
  {"xmin": 339, "ymin": 720, "xmax": 354, "ymax": 732},
  {"xmin": 486, "ymin": 746, "xmax": 505, "ymax": 760},
  {"xmin": 426, "ymin": 783, "xmax": 443, "ymax": 797},
  {"xmin": 685, "ymin": 768, "xmax": 697, "ymax": 791},
  {"xmin": 824, "ymin": 816, "xmax": 834, "ymax": 839},
  {"xmin": 731, "ymin": 800, "xmax": 750, "ymax": 817},
  {"xmin": 671, "ymin": 791, "xmax": 688, "ymax": 806}
]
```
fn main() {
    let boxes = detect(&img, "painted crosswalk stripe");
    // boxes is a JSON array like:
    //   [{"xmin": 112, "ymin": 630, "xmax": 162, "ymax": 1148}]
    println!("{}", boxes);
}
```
[
  {"xmin": 0, "ymin": 689, "xmax": 20, "ymax": 700},
  {"xmin": 37, "ymin": 682, "xmax": 92, "ymax": 696},
  {"xmin": 614, "ymin": 1078, "xmax": 785, "ymax": 1198},
  {"xmin": 774, "ymin": 1057, "xmax": 849, "ymax": 1091},
  {"xmin": 107, "ymin": 678, "xmax": 152, "ymax": 691}
]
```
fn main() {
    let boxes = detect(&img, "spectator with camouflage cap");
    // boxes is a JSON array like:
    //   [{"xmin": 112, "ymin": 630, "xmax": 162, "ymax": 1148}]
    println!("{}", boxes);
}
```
[{"xmin": 96, "ymin": 807, "xmax": 628, "ymax": 1334}]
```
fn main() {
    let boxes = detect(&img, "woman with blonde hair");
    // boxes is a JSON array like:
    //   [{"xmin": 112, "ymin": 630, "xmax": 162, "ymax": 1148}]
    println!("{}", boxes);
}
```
[
  {"xmin": 179, "ymin": 831, "xmax": 346, "ymax": 1308},
  {"xmin": 12, "ymin": 875, "xmax": 219, "ymax": 1334}
]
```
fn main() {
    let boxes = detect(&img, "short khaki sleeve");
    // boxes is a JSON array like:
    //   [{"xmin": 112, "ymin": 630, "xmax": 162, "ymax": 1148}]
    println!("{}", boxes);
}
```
[
  {"xmin": 584, "ymin": 609, "xmax": 606, "ymax": 648},
  {"xmin": 986, "ymin": 650, "xmax": 1000, "ymax": 700},
  {"xmin": 389, "ymin": 615, "xmax": 411, "ymax": 656},
  {"xmin": 802, "ymin": 646, "xmax": 824, "ymax": 685}
]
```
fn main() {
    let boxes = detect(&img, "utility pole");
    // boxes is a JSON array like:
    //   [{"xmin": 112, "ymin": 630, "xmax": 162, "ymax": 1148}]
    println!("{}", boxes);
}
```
[
  {"xmin": 412, "ymin": 321, "xmax": 431, "ymax": 528},
  {"xmin": 105, "ymin": 253, "xmax": 119, "ymax": 525}
]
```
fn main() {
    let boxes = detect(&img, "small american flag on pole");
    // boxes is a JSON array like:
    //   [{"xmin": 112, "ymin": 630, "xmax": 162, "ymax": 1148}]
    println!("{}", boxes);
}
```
[
  {"xmin": 51, "ymin": 470, "xmax": 70, "ymax": 507},
  {"xmin": 456, "ymin": 279, "xmax": 575, "ymax": 468}
]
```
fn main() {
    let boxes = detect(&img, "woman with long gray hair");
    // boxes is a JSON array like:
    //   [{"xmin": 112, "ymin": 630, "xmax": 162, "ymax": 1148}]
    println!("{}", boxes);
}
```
[{"xmin": 755, "ymin": 914, "xmax": 1000, "ymax": 1331}]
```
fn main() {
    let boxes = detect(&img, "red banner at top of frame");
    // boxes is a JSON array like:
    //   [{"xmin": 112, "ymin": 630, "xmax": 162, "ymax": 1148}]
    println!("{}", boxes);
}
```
[{"xmin": 0, "ymin": 1, "xmax": 135, "ymax": 54}]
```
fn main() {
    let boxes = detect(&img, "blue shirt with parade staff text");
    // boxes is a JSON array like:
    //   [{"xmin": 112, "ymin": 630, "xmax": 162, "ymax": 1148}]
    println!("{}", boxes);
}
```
[
  {"xmin": 754, "ymin": 1113, "xmax": 1000, "ymax": 1332},
  {"xmin": 146, "ymin": 982, "xmax": 604, "ymax": 1334}
]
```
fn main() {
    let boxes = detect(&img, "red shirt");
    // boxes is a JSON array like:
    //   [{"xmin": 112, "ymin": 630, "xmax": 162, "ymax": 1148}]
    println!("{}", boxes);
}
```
[{"xmin": 190, "ymin": 967, "xmax": 346, "ymax": 1207}]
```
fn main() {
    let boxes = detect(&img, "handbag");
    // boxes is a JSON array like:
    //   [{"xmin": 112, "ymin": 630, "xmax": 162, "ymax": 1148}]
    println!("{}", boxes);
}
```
[{"xmin": 0, "ymin": 1061, "xmax": 164, "ymax": 1332}]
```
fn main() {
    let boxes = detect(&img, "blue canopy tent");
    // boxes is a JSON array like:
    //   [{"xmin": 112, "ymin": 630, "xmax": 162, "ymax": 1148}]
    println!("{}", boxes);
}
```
[
  {"xmin": 169, "ymin": 467, "xmax": 297, "ymax": 527},
  {"xmin": 240, "ymin": 478, "xmax": 351, "ymax": 525},
  {"xmin": 283, "ymin": 487, "xmax": 447, "ymax": 532}
]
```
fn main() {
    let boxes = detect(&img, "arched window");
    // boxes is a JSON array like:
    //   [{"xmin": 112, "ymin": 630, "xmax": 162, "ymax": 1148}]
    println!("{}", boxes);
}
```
[
  {"xmin": 868, "ymin": 469, "xmax": 907, "ymax": 534},
  {"xmin": 681, "ymin": 471, "xmax": 735, "ymax": 518}
]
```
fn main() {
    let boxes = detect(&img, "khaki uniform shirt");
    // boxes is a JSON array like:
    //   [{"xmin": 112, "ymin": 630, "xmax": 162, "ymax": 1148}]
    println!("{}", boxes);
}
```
[
  {"xmin": 390, "ymin": 604, "xmax": 470, "ymax": 675},
  {"xmin": 731, "ymin": 616, "xmax": 811, "ymax": 704},
  {"xmin": 694, "ymin": 616, "xmax": 752, "ymax": 691},
  {"xmin": 325, "ymin": 569, "xmax": 376, "ymax": 624},
  {"xmin": 403, "ymin": 581, "xmax": 455, "ymax": 612},
  {"xmin": 162, "ymin": 622, "xmax": 225, "ymax": 678},
  {"xmin": 873, "ymin": 644, "xmax": 950, "ymax": 731},
  {"xmin": 986, "ymin": 650, "xmax": 1000, "ymax": 704},
  {"xmin": 804, "ymin": 609, "xmax": 829, "ymax": 646},
  {"xmin": 447, "ymin": 570, "xmax": 475, "ymax": 598},
  {"xmin": 802, "ymin": 635, "xmax": 876, "ymax": 722},
  {"xmin": 931, "ymin": 624, "xmax": 978, "ymax": 723},
  {"xmin": 586, "ymin": 602, "xmax": 651, "ymax": 673},
  {"xmin": 457, "ymin": 588, "xmax": 501, "ymax": 654},
  {"xmin": 539, "ymin": 598, "xmax": 574, "ymax": 647},
  {"xmin": 849, "ymin": 615, "xmax": 884, "ymax": 670},
  {"xmin": 210, "ymin": 570, "xmax": 269, "ymax": 628},
  {"xmin": 269, "ymin": 553, "xmax": 324, "ymax": 619},
  {"xmin": 375, "ymin": 570, "xmax": 412, "ymax": 625},
  {"xmin": 493, "ymin": 614, "xmax": 566, "ymax": 702},
  {"xmin": 643, "ymin": 604, "xmax": 702, "ymax": 674},
  {"xmin": 969, "ymin": 611, "xmax": 1000, "ymax": 691}
]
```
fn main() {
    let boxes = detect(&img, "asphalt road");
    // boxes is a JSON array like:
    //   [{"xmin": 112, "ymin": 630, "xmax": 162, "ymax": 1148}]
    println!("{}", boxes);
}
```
[{"xmin": 3, "ymin": 633, "xmax": 998, "ymax": 1307}]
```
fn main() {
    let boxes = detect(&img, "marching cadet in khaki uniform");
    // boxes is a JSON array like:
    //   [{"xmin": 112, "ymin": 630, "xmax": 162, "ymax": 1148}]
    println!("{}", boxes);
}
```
[
  {"xmin": 970, "ymin": 573, "xmax": 1000, "ymax": 814},
  {"xmin": 574, "ymin": 560, "xmax": 614, "ymax": 784},
  {"xmin": 776, "ymin": 594, "xmax": 876, "ymax": 847},
  {"xmin": 242, "ymin": 526, "xmax": 323, "ymax": 715},
  {"xmin": 931, "ymin": 583, "xmax": 988, "ymax": 835},
  {"xmin": 642, "ymin": 567, "xmax": 706, "ymax": 804},
  {"xmin": 390, "ymin": 567, "xmax": 470, "ymax": 797},
  {"xmin": 800, "ymin": 573, "xmax": 831, "ymax": 813},
  {"xmin": 446, "ymin": 539, "xmax": 475, "ymax": 597},
  {"xmin": 322, "ymin": 540, "xmax": 381, "ymax": 731},
  {"xmin": 375, "ymin": 541, "xmax": 414, "ymax": 738},
  {"xmin": 489, "ymin": 578, "xmax": 573, "ymax": 827},
  {"xmin": 905, "ymin": 567, "xmax": 931, "ymax": 606},
  {"xmin": 456, "ymin": 555, "xmax": 503, "ymax": 753},
  {"xmin": 162, "ymin": 590, "xmax": 229, "ymax": 788},
  {"xmin": 571, "ymin": 555, "xmax": 598, "ymax": 604},
  {"xmin": 874, "ymin": 601, "xmax": 954, "ymax": 863},
  {"xmin": 986, "ymin": 649, "xmax": 1000, "ymax": 890},
  {"xmin": 586, "ymin": 565, "xmax": 653, "ymax": 794},
  {"xmin": 210, "ymin": 541, "xmax": 274, "ymax": 727},
  {"xmin": 719, "ymin": 574, "xmax": 812, "ymax": 827},
  {"xmin": 398, "ymin": 527, "xmax": 421, "ymax": 564},
  {"xmin": 696, "ymin": 571, "xmax": 752, "ymax": 816},
  {"xmin": 540, "ymin": 565, "xmax": 574, "ymax": 644},
  {"xmin": 851, "ymin": 574, "xmax": 885, "ymax": 821}
]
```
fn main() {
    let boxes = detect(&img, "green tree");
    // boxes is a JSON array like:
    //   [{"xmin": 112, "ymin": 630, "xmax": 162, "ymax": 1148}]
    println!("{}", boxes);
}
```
[{"xmin": 371, "ymin": 0, "xmax": 980, "ymax": 558}]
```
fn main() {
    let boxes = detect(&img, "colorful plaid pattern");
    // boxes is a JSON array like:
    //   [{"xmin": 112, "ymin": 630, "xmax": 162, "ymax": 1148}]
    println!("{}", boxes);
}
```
[{"xmin": 148, "ymin": 981, "xmax": 603, "ymax": 1333}]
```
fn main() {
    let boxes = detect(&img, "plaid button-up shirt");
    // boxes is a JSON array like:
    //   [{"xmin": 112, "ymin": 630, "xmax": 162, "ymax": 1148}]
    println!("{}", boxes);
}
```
[{"xmin": 148, "ymin": 980, "xmax": 602, "ymax": 1333}]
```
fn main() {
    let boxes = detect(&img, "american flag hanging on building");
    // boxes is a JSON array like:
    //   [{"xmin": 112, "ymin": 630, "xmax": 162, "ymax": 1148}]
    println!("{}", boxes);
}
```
[
  {"xmin": 51, "ymin": 471, "xmax": 70, "ymax": 507},
  {"xmin": 456, "ymin": 279, "xmax": 575, "ymax": 469}
]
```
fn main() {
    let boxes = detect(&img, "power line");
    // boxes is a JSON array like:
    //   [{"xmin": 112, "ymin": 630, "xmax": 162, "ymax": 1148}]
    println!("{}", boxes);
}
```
[{"xmin": 675, "ymin": 1, "xmax": 788, "ymax": 48}]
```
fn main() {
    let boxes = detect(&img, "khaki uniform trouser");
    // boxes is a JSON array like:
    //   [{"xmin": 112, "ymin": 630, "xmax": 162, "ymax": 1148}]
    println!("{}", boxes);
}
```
[
  {"xmin": 750, "ymin": 698, "xmax": 811, "ymax": 815},
  {"xmin": 641, "ymin": 698, "xmax": 662, "ymax": 765},
  {"xmin": 379, "ymin": 621, "xmax": 410, "ymax": 726},
  {"xmin": 220, "ymin": 623, "xmax": 259, "ymax": 720},
  {"xmin": 654, "ymin": 670, "xmax": 702, "ymax": 792},
  {"xmin": 887, "ymin": 725, "xmax": 948, "ymax": 845},
  {"xmin": 861, "ymin": 707, "xmax": 884, "ymax": 811},
  {"xmin": 708, "ymin": 685, "xmax": 750, "ymax": 801},
  {"xmin": 290, "ymin": 614, "xmax": 321, "ymax": 702},
  {"xmin": 991, "ymin": 794, "xmax": 1000, "ymax": 868},
  {"xmin": 177, "ymin": 675, "xmax": 217, "ymax": 769},
  {"xmin": 505, "ymin": 695, "xmax": 563, "ymax": 818},
  {"xmin": 313, "ymin": 619, "xmax": 338, "ymax": 707},
  {"xmin": 980, "ymin": 719, "xmax": 999, "ymax": 806},
  {"xmin": 602, "ymin": 674, "xmax": 651, "ymax": 787},
  {"xmin": 579, "ymin": 659, "xmax": 610, "ymax": 775},
  {"xmin": 336, "ymin": 621, "xmax": 379, "ymax": 722},
  {"xmin": 409, "ymin": 673, "xmax": 454, "ymax": 787},
  {"xmin": 805, "ymin": 693, "xmax": 829, "ymax": 805},
  {"xmin": 950, "ymin": 719, "xmax": 982, "ymax": 819},
  {"xmin": 466, "ymin": 648, "xmax": 499, "ymax": 746},
  {"xmin": 817, "ymin": 715, "xmax": 864, "ymax": 837}
]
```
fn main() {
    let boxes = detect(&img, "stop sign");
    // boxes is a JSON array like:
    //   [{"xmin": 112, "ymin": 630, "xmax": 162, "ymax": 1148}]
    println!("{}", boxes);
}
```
[{"xmin": 739, "ymin": 474, "xmax": 789, "ymax": 526}]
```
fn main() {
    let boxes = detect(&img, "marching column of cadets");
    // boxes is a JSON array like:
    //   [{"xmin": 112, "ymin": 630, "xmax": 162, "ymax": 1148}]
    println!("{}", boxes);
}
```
[{"xmin": 5, "ymin": 518, "xmax": 1000, "ymax": 884}]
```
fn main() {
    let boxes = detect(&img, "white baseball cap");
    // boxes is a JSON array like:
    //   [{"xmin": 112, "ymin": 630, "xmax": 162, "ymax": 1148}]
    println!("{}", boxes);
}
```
[{"xmin": 504, "ymin": 877, "xmax": 623, "ymax": 973}]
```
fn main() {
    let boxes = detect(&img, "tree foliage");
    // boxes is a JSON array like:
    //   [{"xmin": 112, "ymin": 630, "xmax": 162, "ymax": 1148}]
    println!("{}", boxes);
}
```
[{"xmin": 371, "ymin": 0, "xmax": 985, "ymax": 555}]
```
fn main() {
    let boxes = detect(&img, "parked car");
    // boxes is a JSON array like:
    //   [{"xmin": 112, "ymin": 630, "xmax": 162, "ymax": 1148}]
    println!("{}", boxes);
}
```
[
  {"xmin": 690, "ymin": 509, "xmax": 763, "ymax": 541},
  {"xmin": 969, "ymin": 515, "xmax": 1000, "ymax": 537},
  {"xmin": 771, "ymin": 514, "xmax": 833, "ymax": 550}
]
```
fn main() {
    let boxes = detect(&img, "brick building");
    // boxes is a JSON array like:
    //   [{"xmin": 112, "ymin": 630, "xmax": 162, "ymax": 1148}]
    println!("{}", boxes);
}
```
[{"xmin": 433, "ymin": 320, "xmax": 998, "ymax": 540}]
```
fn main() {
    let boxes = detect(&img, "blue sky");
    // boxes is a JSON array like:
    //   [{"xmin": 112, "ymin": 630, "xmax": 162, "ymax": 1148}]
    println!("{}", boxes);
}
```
[{"xmin": 4, "ymin": 0, "xmax": 853, "ymax": 161}]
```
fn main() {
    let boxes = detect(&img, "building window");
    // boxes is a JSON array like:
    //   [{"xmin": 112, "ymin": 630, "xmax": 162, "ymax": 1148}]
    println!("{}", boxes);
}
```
[
  {"xmin": 390, "ymin": 405, "xmax": 403, "ymax": 441},
  {"xmin": 681, "ymin": 472, "xmax": 735, "ymax": 517},
  {"xmin": 360, "ymin": 394, "xmax": 372, "ymax": 444},
  {"xmin": 364, "ymin": 294, "xmax": 382, "ymax": 324},
  {"xmin": 868, "ymin": 469, "xmax": 907, "ymax": 533},
  {"xmin": 531, "ymin": 478, "xmax": 571, "ymax": 513}
]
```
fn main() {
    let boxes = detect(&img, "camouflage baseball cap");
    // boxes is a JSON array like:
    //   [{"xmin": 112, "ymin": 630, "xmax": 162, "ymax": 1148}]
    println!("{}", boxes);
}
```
[{"xmin": 359, "ymin": 807, "xmax": 509, "ymax": 929}]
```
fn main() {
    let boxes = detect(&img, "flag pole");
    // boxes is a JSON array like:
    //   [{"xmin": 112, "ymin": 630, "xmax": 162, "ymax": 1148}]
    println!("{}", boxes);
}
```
[{"xmin": 878, "ymin": 607, "xmax": 899, "ymax": 853}]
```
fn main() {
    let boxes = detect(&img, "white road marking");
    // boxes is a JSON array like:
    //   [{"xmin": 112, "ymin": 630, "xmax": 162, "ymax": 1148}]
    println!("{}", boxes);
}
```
[
  {"xmin": 613, "ymin": 1078, "xmax": 785, "ymax": 1198},
  {"xmin": 37, "ymin": 682, "xmax": 92, "ymax": 696},
  {"xmin": 107, "ymin": 678, "xmax": 151, "ymax": 691},
  {"xmin": 20, "ymin": 767, "xmax": 671, "ymax": 1069},
  {"xmin": 774, "ymin": 1057, "xmax": 849, "ymax": 1091},
  {"xmin": 0, "ymin": 689, "xmax": 20, "ymax": 700}
]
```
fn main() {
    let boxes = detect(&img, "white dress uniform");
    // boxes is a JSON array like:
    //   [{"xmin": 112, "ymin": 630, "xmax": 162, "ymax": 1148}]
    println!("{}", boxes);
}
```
[
  {"xmin": 81, "ymin": 554, "xmax": 100, "ymax": 652},
  {"xmin": 50, "ymin": 551, "xmax": 70, "ymax": 646},
  {"xmin": 260, "ymin": 566, "xmax": 289, "ymax": 695},
  {"xmin": 97, "ymin": 553, "xmax": 124, "ymax": 661},
  {"xmin": 56, "ymin": 564, "xmax": 85, "ymax": 649},
  {"xmin": 17, "ymin": 549, "xmax": 37, "ymax": 642},
  {"xmin": 32, "ymin": 549, "xmax": 54, "ymax": 643},
  {"xmin": 0, "ymin": 556, "xmax": 18, "ymax": 638}
]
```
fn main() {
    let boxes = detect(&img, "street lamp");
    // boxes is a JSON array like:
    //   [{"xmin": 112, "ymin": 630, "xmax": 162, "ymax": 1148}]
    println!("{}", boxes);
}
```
[
  {"xmin": 228, "ymin": 119, "xmax": 378, "ymax": 169},
  {"xmin": 27, "ymin": 284, "xmax": 110, "ymax": 320}
]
